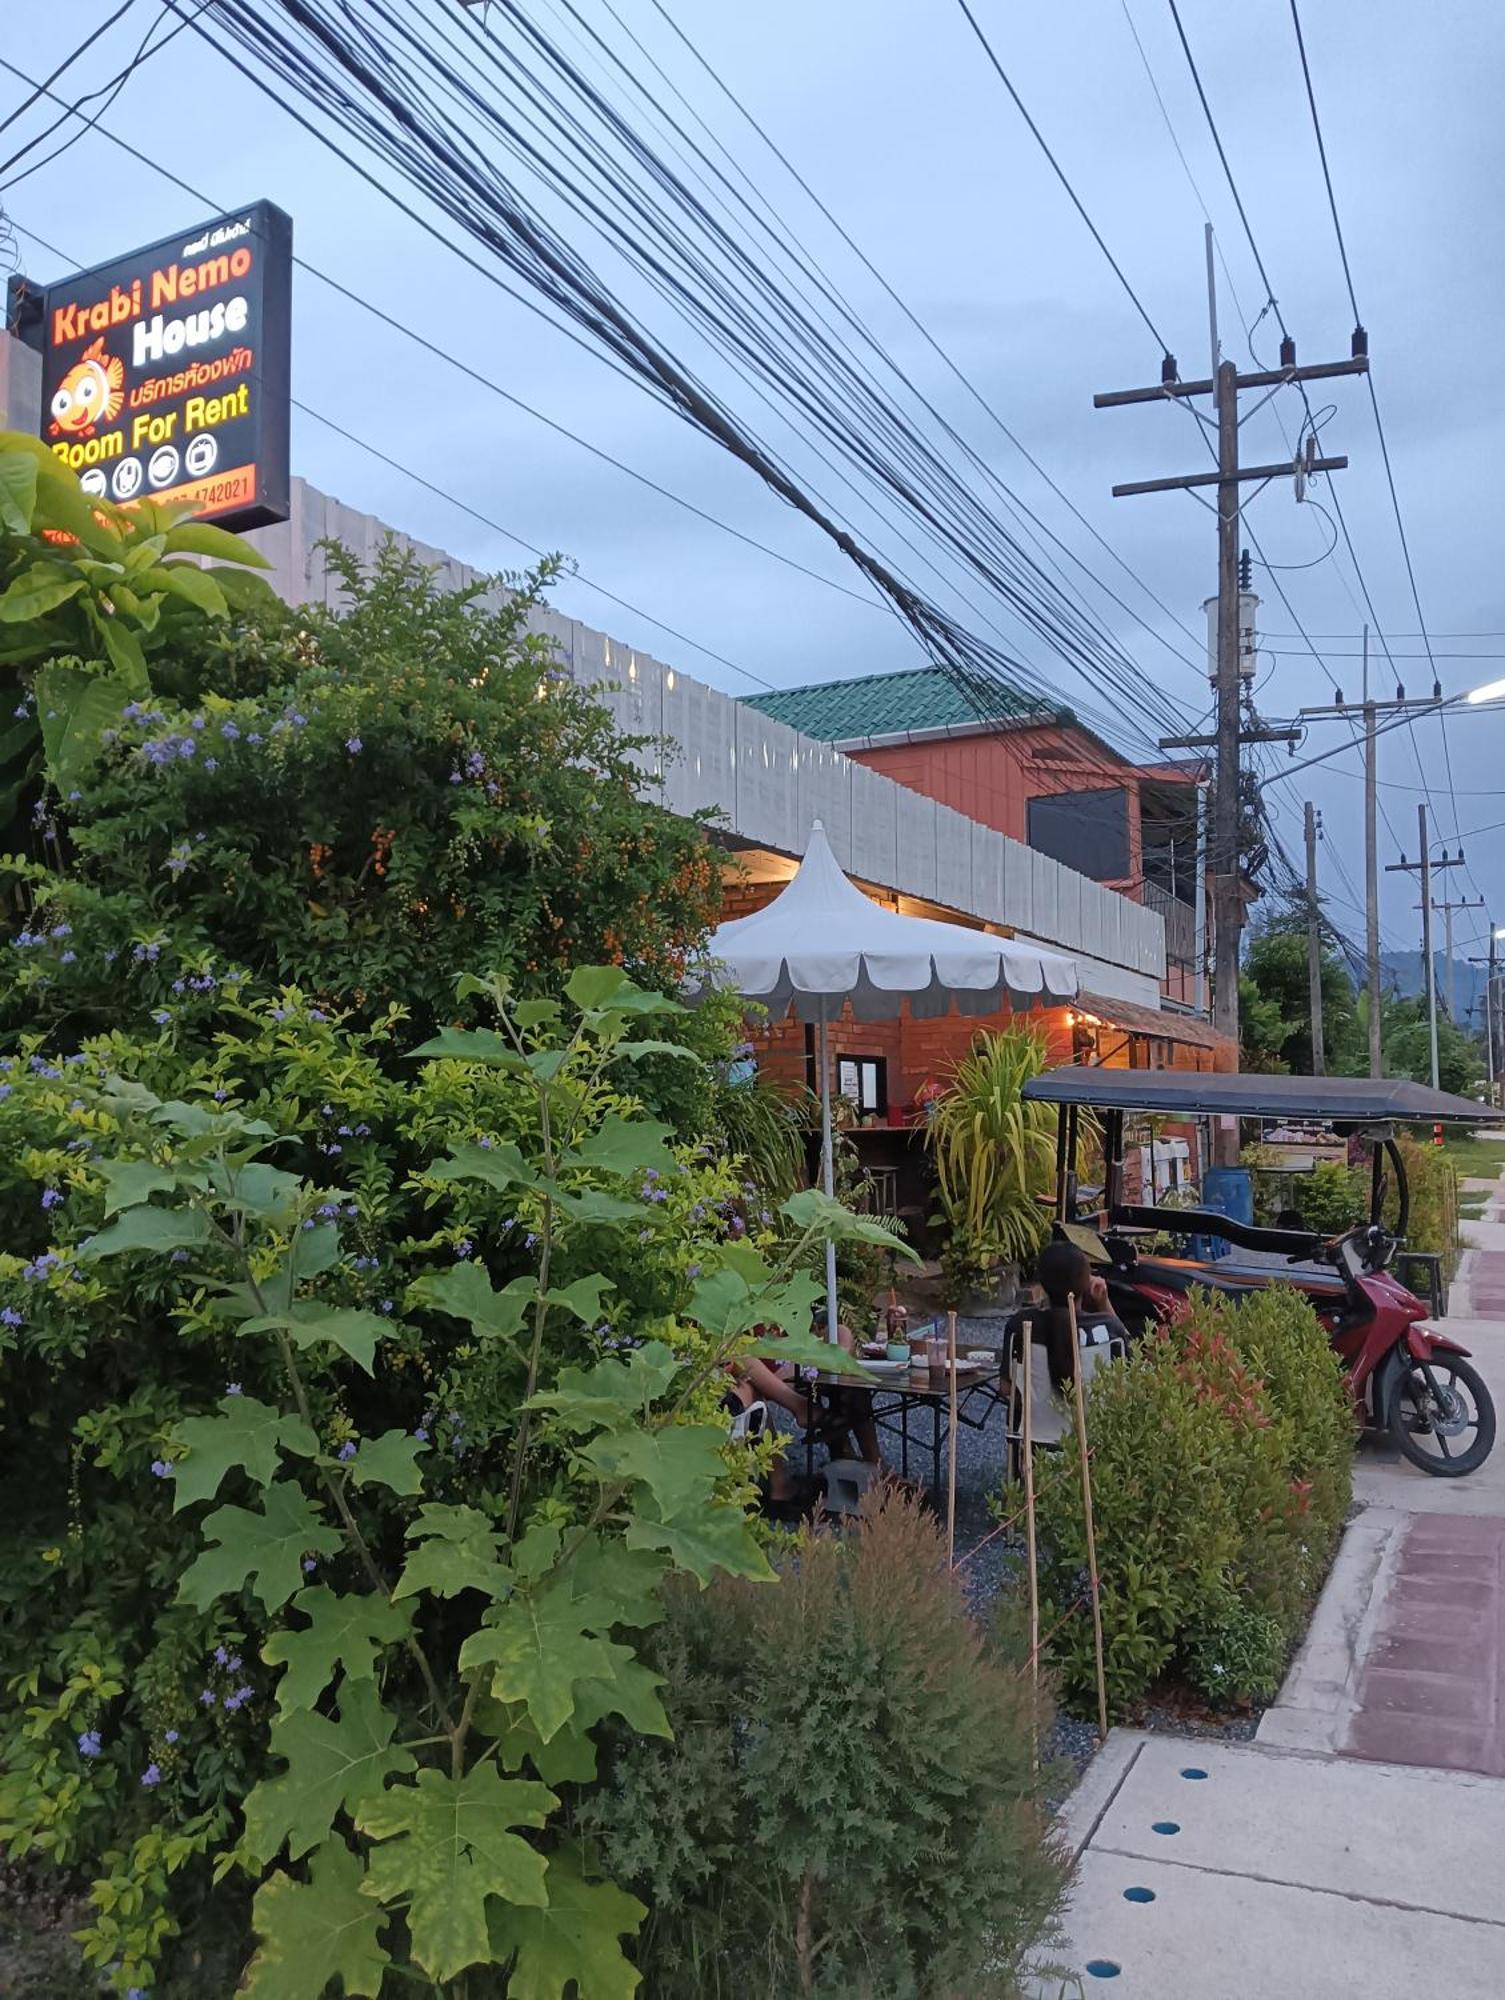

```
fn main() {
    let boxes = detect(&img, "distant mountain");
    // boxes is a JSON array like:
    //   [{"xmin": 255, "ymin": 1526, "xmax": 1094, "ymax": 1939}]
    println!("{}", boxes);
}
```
[{"xmin": 1379, "ymin": 949, "xmax": 1489, "ymax": 1029}]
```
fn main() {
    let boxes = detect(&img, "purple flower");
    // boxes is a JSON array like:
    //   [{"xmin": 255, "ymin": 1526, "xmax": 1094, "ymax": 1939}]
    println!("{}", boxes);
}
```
[
  {"xmin": 51, "ymin": 923, "xmax": 70, "ymax": 940},
  {"xmin": 77, "ymin": 1730, "xmax": 101, "ymax": 1757},
  {"xmin": 190, "ymin": 715, "xmax": 206, "ymax": 732},
  {"xmin": 150, "ymin": 1459, "xmax": 174, "ymax": 1479},
  {"xmin": 0, "ymin": 1308, "xmax": 22, "ymax": 1328},
  {"xmin": 289, "ymin": 711, "xmax": 307, "ymax": 729},
  {"xmin": 413, "ymin": 1427, "xmax": 428, "ymax": 1442},
  {"xmin": 199, "ymin": 1689, "xmax": 216, "ymax": 1706},
  {"xmin": 164, "ymin": 1728, "xmax": 179, "ymax": 1744},
  {"xmin": 354, "ymin": 1123, "xmax": 370, "ymax": 1137},
  {"xmin": 523, "ymin": 1232, "xmax": 538, "ymax": 1251},
  {"xmin": 203, "ymin": 757, "xmax": 218, "ymax": 773},
  {"xmin": 151, "ymin": 1010, "xmax": 171, "ymax": 1026},
  {"xmin": 379, "ymin": 1298, "xmax": 393, "ymax": 1314},
  {"xmin": 686, "ymin": 1262, "xmax": 702, "ymax": 1279},
  {"xmin": 222, "ymin": 1691, "xmax": 243, "ymax": 1713},
  {"xmin": 171, "ymin": 979, "xmax": 186, "ymax": 994},
  {"xmin": 214, "ymin": 1645, "xmax": 229, "ymax": 1666},
  {"xmin": 309, "ymin": 1008, "xmax": 328, "ymax": 1022},
  {"xmin": 220, "ymin": 720, "xmax": 240, "ymax": 741},
  {"xmin": 170, "ymin": 1249, "xmax": 189, "ymax": 1264},
  {"xmin": 233, "ymin": 1684, "xmax": 253, "ymax": 1705},
  {"xmin": 729, "ymin": 1215, "xmax": 746, "ymax": 1237},
  {"xmin": 345, "ymin": 736, "xmax": 362, "ymax": 754},
  {"xmin": 226, "ymin": 1382, "xmax": 242, "ymax": 1396},
  {"xmin": 60, "ymin": 950, "xmax": 75, "ymax": 964},
  {"xmin": 338, "ymin": 1440, "xmax": 357, "ymax": 1460},
  {"xmin": 0, "ymin": 1086, "xmax": 10, "ymax": 1102},
  {"xmin": 454, "ymin": 1238, "xmax": 473, "ymax": 1260},
  {"xmin": 247, "ymin": 731, "xmax": 263, "ymax": 745},
  {"xmin": 213, "ymin": 1088, "xmax": 228, "ymax": 1101},
  {"xmin": 301, "ymin": 1557, "xmax": 317, "ymax": 1573},
  {"xmin": 228, "ymin": 1654, "xmax": 242, "ymax": 1672},
  {"xmin": 271, "ymin": 1007, "xmax": 289, "ymax": 1023},
  {"xmin": 41, "ymin": 1188, "xmax": 63, "ymax": 1210},
  {"xmin": 176, "ymin": 736, "xmax": 196, "ymax": 759},
  {"xmin": 449, "ymin": 769, "xmax": 463, "ymax": 785},
  {"xmin": 140, "ymin": 1762, "xmax": 161, "ymax": 1787}
]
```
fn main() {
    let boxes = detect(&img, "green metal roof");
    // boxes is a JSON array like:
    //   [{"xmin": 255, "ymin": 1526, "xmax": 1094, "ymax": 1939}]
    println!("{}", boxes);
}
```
[{"xmin": 741, "ymin": 666, "xmax": 1064, "ymax": 741}]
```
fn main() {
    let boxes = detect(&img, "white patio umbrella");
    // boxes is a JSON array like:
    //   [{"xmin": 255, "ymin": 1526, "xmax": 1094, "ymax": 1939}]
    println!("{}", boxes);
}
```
[{"xmin": 688, "ymin": 822, "xmax": 1078, "ymax": 1339}]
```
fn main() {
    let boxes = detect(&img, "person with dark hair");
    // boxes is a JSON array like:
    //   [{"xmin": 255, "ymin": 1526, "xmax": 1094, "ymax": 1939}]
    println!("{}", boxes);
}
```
[{"xmin": 1034, "ymin": 1239, "xmax": 1131, "ymax": 1391}]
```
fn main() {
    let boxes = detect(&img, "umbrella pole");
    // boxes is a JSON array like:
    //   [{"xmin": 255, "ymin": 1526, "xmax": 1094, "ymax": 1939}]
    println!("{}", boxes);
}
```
[{"xmin": 817, "ymin": 1000, "xmax": 838, "ymax": 1343}]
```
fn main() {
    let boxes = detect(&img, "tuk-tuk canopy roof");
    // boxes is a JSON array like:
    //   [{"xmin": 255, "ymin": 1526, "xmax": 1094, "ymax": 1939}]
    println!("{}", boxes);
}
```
[{"xmin": 1021, "ymin": 1066, "xmax": 1500, "ymax": 1126}]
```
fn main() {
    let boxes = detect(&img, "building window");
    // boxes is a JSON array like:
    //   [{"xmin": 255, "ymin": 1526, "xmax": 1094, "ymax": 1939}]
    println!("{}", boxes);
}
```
[{"xmin": 837, "ymin": 1055, "xmax": 887, "ymax": 1116}]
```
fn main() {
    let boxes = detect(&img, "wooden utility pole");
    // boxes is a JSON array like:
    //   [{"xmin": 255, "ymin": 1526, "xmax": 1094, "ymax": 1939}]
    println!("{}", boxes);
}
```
[
  {"xmin": 1386, "ymin": 807, "xmax": 1461, "ymax": 1090},
  {"xmin": 1432, "ymin": 892, "xmax": 1485, "ymax": 1025},
  {"xmin": 1305, "ymin": 801, "xmax": 1326, "ymax": 1075},
  {"xmin": 1097, "ymin": 333, "xmax": 1368, "ymax": 1146},
  {"xmin": 1302, "ymin": 669, "xmax": 1451, "ymax": 1079},
  {"xmin": 1470, "ymin": 927, "xmax": 1501, "ymax": 1103}
]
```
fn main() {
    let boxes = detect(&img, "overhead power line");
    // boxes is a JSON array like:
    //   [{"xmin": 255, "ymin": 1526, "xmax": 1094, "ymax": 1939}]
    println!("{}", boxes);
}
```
[
  {"xmin": 951, "ymin": 0, "xmax": 1171, "ymax": 358},
  {"xmin": 159, "ymin": 0, "xmax": 1202, "ymax": 759}
]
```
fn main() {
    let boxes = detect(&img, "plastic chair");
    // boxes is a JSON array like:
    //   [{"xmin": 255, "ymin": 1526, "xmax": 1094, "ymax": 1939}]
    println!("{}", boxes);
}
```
[{"xmin": 1002, "ymin": 1310, "xmax": 1122, "ymax": 1482}]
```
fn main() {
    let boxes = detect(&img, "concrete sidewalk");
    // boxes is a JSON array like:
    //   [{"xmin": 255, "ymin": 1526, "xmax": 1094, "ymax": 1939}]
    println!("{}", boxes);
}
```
[
  {"xmin": 1051, "ymin": 1732, "xmax": 1505, "ymax": 1997},
  {"xmin": 1048, "ymin": 1175, "xmax": 1505, "ymax": 1994}
]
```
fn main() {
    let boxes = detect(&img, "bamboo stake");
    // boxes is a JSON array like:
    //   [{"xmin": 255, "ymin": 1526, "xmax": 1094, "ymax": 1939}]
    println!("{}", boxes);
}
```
[
  {"xmin": 945, "ymin": 1309, "xmax": 959, "ymax": 1564},
  {"xmin": 1067, "ymin": 1295, "xmax": 1110, "ymax": 1744},
  {"xmin": 1020, "ymin": 1311, "xmax": 1040, "ymax": 1711}
]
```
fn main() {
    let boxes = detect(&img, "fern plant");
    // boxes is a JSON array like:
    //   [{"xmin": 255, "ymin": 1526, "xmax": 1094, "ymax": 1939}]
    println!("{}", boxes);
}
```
[{"xmin": 927, "ymin": 1027, "xmax": 1058, "ymax": 1279}]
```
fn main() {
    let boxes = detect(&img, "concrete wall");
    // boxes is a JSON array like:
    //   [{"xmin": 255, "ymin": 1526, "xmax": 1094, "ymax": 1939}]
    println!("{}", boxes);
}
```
[
  {"xmin": 0, "ymin": 323, "xmax": 1170, "ymax": 1008},
  {"xmin": 232, "ymin": 480, "xmax": 1166, "ymax": 995}
]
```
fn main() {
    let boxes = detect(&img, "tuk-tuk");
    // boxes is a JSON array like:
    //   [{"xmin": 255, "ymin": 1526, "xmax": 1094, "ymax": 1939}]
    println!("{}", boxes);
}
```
[{"xmin": 1019, "ymin": 1067, "xmax": 1503, "ymax": 1477}]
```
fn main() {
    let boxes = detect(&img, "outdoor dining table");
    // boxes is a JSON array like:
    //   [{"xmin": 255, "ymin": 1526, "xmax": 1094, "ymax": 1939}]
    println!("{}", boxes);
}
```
[{"xmin": 801, "ymin": 1356, "xmax": 1008, "ymax": 1496}]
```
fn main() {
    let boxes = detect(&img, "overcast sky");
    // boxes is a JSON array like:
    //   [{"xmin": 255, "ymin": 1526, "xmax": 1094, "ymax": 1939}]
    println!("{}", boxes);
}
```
[{"xmin": 6, "ymin": 0, "xmax": 1504, "ymax": 978}]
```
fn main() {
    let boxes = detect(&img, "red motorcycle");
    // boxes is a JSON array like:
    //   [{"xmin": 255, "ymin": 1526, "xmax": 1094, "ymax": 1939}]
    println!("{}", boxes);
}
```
[{"xmin": 1104, "ymin": 1221, "xmax": 1496, "ymax": 1477}]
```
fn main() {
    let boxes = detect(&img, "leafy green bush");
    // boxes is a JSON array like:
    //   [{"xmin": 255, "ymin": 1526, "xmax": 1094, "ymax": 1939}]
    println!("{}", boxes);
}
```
[
  {"xmin": 580, "ymin": 1492, "xmax": 1068, "ymax": 1999},
  {"xmin": 1035, "ymin": 1287, "xmax": 1354, "ymax": 1714},
  {"xmin": 0, "ymin": 969, "xmax": 900, "ymax": 1995}
]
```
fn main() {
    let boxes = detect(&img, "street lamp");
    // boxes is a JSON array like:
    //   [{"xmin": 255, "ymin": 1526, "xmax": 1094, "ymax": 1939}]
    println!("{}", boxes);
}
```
[{"xmin": 1466, "ymin": 677, "xmax": 1505, "ymax": 706}]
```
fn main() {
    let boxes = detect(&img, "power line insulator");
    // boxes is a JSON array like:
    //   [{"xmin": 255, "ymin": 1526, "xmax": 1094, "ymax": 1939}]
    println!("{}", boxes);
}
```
[
  {"xmin": 1161, "ymin": 352, "xmax": 1179, "ymax": 385},
  {"xmin": 1351, "ymin": 325, "xmax": 1368, "ymax": 359},
  {"xmin": 1279, "ymin": 334, "xmax": 1297, "ymax": 369}
]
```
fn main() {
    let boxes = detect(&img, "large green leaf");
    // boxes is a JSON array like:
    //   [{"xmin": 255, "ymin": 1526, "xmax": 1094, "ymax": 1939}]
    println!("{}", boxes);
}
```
[
  {"xmin": 578, "ymin": 1424, "xmax": 727, "ymax": 1521},
  {"xmin": 242, "ymin": 1840, "xmax": 388, "ymax": 1999},
  {"xmin": 565, "ymin": 965, "xmax": 682, "ymax": 1016},
  {"xmin": 243, "ymin": 1677, "xmax": 415, "ymax": 1866},
  {"xmin": 177, "ymin": 1481, "xmax": 343, "ymax": 1614},
  {"xmin": 96, "ymin": 616, "xmax": 148, "ymax": 691},
  {"xmin": 0, "ymin": 562, "xmax": 85, "ymax": 622},
  {"xmin": 409, "ymin": 1027, "xmax": 526, "ymax": 1070},
  {"xmin": 395, "ymin": 1503, "xmax": 511, "ymax": 1602},
  {"xmin": 96, "ymin": 1159, "xmax": 180, "ymax": 1217},
  {"xmin": 262, "ymin": 1587, "xmax": 413, "ymax": 1716},
  {"xmin": 0, "ymin": 451, "xmax": 38, "ymax": 534},
  {"xmin": 427, "ymin": 1141, "xmax": 538, "ymax": 1193},
  {"xmin": 171, "ymin": 1396, "xmax": 319, "ymax": 1512},
  {"xmin": 539, "ymin": 1273, "xmax": 615, "ymax": 1326},
  {"xmin": 489, "ymin": 1844, "xmax": 646, "ymax": 2000},
  {"xmin": 529, "ymin": 1342, "xmax": 681, "ymax": 1433},
  {"xmin": 565, "ymin": 1114, "xmax": 676, "ymax": 1180},
  {"xmin": 781, "ymin": 1187, "xmax": 920, "ymax": 1258},
  {"xmin": 162, "ymin": 518, "xmax": 271, "ymax": 566},
  {"xmin": 494, "ymin": 1659, "xmax": 671, "ymax": 1789},
  {"xmin": 625, "ymin": 1500, "xmax": 775, "ymax": 1586},
  {"xmin": 240, "ymin": 1304, "xmax": 392, "ymax": 1375},
  {"xmin": 554, "ymin": 1187, "xmax": 643, "ymax": 1225},
  {"xmin": 136, "ymin": 561, "xmax": 229, "ymax": 618},
  {"xmin": 356, "ymin": 1766, "xmax": 554, "ymax": 1983},
  {"xmin": 459, "ymin": 1580, "xmax": 637, "ymax": 1744},
  {"xmin": 34, "ymin": 664, "xmax": 134, "ymax": 789},
  {"xmin": 408, "ymin": 1263, "xmax": 531, "ymax": 1343},
  {"xmin": 209, "ymin": 1158, "xmax": 303, "ymax": 1220},
  {"xmin": 78, "ymin": 1204, "xmax": 213, "ymax": 1261},
  {"xmin": 347, "ymin": 1428, "xmax": 427, "ymax": 1496}
]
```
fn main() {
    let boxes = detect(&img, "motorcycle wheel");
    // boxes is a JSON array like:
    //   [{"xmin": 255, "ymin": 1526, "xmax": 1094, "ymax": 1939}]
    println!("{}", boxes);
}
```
[{"xmin": 1388, "ymin": 1353, "xmax": 1496, "ymax": 1477}]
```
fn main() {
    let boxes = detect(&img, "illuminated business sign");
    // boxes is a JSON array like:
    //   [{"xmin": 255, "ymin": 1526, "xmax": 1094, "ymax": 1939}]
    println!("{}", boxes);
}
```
[{"xmin": 11, "ymin": 200, "xmax": 291, "ymax": 532}]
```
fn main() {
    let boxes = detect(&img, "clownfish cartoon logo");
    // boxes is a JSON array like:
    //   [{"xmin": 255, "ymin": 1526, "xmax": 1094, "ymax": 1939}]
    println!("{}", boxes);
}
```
[{"xmin": 48, "ymin": 336, "xmax": 125, "ymax": 439}]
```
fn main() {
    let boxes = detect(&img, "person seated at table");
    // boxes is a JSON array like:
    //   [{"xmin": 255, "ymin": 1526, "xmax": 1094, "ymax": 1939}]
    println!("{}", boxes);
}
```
[
  {"xmin": 725, "ymin": 1321, "xmax": 880, "ymax": 1468},
  {"xmin": 1034, "ymin": 1240, "xmax": 1132, "ymax": 1392}
]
